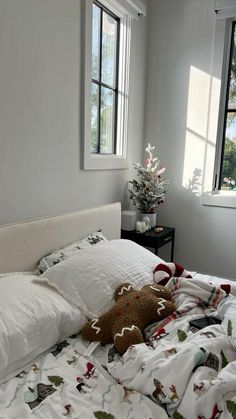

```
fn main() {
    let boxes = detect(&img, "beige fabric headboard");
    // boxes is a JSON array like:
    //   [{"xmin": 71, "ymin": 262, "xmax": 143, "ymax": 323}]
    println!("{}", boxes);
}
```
[{"xmin": 0, "ymin": 202, "xmax": 121, "ymax": 273}]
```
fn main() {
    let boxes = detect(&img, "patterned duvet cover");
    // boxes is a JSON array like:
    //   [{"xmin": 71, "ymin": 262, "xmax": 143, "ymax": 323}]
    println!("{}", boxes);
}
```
[{"xmin": 1, "ymin": 274, "xmax": 236, "ymax": 419}]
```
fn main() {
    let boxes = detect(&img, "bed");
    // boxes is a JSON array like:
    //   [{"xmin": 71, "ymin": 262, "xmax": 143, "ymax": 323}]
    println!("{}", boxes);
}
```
[{"xmin": 0, "ymin": 202, "xmax": 236, "ymax": 419}]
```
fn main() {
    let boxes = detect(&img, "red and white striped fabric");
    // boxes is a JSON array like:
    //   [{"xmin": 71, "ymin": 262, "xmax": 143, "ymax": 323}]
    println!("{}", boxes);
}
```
[
  {"xmin": 153, "ymin": 262, "xmax": 192, "ymax": 286},
  {"xmin": 153, "ymin": 263, "xmax": 232, "ymax": 294}
]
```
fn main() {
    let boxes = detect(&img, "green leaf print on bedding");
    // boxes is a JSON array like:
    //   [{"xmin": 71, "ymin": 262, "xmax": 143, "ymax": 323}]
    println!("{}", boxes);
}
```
[
  {"xmin": 227, "ymin": 320, "xmax": 233, "ymax": 337},
  {"xmin": 177, "ymin": 329, "xmax": 187, "ymax": 342},
  {"xmin": 226, "ymin": 400, "xmax": 236, "ymax": 417},
  {"xmin": 172, "ymin": 411, "xmax": 186, "ymax": 419},
  {"xmin": 47, "ymin": 375, "xmax": 64, "ymax": 387},
  {"xmin": 221, "ymin": 350, "xmax": 229, "ymax": 368},
  {"xmin": 94, "ymin": 412, "xmax": 115, "ymax": 419}
]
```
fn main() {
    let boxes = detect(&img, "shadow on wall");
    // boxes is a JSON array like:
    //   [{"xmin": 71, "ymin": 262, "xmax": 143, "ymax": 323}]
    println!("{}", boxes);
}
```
[{"xmin": 185, "ymin": 168, "xmax": 202, "ymax": 197}]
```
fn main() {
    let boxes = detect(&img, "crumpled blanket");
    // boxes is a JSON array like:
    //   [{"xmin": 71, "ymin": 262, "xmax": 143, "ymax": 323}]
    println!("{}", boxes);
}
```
[{"xmin": 108, "ymin": 277, "xmax": 236, "ymax": 418}]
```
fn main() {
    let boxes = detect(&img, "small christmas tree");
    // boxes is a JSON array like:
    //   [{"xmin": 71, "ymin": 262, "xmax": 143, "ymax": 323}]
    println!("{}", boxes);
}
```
[
  {"xmin": 129, "ymin": 143, "xmax": 170, "ymax": 214},
  {"xmin": 47, "ymin": 375, "xmax": 64, "ymax": 387}
]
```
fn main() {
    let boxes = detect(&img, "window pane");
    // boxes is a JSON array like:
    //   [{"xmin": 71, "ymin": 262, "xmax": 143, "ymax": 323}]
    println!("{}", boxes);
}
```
[
  {"xmin": 100, "ymin": 87, "xmax": 115, "ymax": 153},
  {"xmin": 220, "ymin": 112, "xmax": 236, "ymax": 190},
  {"xmin": 92, "ymin": 4, "xmax": 100, "ymax": 81},
  {"xmin": 227, "ymin": 24, "xmax": 236, "ymax": 109},
  {"xmin": 91, "ymin": 82, "xmax": 99, "ymax": 153},
  {"xmin": 101, "ymin": 12, "xmax": 118, "ymax": 87}
]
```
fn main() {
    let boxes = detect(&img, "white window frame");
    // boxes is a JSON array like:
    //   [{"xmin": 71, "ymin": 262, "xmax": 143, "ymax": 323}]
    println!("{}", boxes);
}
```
[
  {"xmin": 202, "ymin": 13, "xmax": 236, "ymax": 208},
  {"xmin": 83, "ymin": 0, "xmax": 133, "ymax": 170}
]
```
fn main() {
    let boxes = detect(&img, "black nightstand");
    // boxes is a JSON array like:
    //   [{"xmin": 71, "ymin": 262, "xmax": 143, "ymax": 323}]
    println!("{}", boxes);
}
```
[{"xmin": 121, "ymin": 226, "xmax": 175, "ymax": 262}]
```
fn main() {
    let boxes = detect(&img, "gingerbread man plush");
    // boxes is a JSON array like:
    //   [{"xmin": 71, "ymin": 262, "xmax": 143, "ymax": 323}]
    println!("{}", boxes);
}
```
[{"xmin": 81, "ymin": 282, "xmax": 175, "ymax": 355}]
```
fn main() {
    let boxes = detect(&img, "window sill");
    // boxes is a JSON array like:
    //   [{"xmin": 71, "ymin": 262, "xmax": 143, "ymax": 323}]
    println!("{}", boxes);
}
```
[
  {"xmin": 83, "ymin": 153, "xmax": 128, "ymax": 170},
  {"xmin": 202, "ymin": 191, "xmax": 236, "ymax": 208}
]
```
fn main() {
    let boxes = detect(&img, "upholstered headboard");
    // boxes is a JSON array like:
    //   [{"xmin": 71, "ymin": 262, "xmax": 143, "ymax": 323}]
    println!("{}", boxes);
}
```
[{"xmin": 0, "ymin": 202, "xmax": 121, "ymax": 273}]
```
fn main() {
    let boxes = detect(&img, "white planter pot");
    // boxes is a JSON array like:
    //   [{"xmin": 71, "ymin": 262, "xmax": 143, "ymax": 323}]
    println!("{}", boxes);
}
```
[{"xmin": 139, "ymin": 212, "xmax": 157, "ymax": 229}]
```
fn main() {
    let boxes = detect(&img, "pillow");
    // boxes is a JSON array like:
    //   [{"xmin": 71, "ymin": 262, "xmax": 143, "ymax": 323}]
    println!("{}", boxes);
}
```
[
  {"xmin": 41, "ymin": 239, "xmax": 164, "ymax": 318},
  {"xmin": 0, "ymin": 274, "xmax": 86, "ymax": 384},
  {"xmin": 37, "ymin": 230, "xmax": 108, "ymax": 273}
]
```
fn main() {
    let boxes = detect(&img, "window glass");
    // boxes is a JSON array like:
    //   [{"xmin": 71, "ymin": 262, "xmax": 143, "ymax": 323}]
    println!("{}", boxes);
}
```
[
  {"xmin": 101, "ymin": 12, "xmax": 118, "ymax": 87},
  {"xmin": 91, "ymin": 1, "xmax": 119, "ymax": 155},
  {"xmin": 227, "ymin": 24, "xmax": 236, "ymax": 109},
  {"xmin": 92, "ymin": 4, "xmax": 100, "ymax": 81},
  {"xmin": 91, "ymin": 82, "xmax": 99, "ymax": 153},
  {"xmin": 100, "ymin": 87, "xmax": 115, "ymax": 153}
]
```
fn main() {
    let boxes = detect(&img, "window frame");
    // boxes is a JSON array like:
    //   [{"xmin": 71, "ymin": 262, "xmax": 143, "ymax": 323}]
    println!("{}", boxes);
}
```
[
  {"xmin": 83, "ymin": 0, "xmax": 131, "ymax": 170},
  {"xmin": 202, "ymin": 16, "xmax": 236, "ymax": 208},
  {"xmin": 213, "ymin": 19, "xmax": 236, "ymax": 193}
]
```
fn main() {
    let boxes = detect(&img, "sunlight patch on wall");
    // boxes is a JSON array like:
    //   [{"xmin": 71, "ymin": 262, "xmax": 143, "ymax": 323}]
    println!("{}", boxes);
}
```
[
  {"xmin": 183, "ymin": 65, "xmax": 221, "ymax": 195},
  {"xmin": 186, "ymin": 66, "xmax": 210, "ymax": 138}
]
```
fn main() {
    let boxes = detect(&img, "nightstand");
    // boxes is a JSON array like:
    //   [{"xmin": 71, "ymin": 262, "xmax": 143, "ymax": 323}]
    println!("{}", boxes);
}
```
[{"xmin": 121, "ymin": 226, "xmax": 175, "ymax": 262}]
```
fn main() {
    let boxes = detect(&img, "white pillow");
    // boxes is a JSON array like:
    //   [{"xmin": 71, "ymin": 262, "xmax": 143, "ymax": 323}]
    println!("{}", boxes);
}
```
[
  {"xmin": 41, "ymin": 239, "xmax": 163, "ymax": 318},
  {"xmin": 0, "ymin": 274, "xmax": 86, "ymax": 384},
  {"xmin": 37, "ymin": 231, "xmax": 108, "ymax": 273}
]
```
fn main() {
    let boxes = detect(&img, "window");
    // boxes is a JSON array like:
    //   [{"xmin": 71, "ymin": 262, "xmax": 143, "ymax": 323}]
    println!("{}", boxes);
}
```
[
  {"xmin": 83, "ymin": 0, "xmax": 146, "ymax": 170},
  {"xmin": 202, "ymin": 6, "xmax": 236, "ymax": 208},
  {"xmin": 91, "ymin": 1, "xmax": 119, "ymax": 155},
  {"xmin": 214, "ymin": 20, "xmax": 236, "ymax": 193}
]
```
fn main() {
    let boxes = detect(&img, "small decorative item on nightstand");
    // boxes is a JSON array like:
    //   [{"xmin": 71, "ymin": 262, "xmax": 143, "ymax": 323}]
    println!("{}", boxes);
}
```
[
  {"xmin": 128, "ymin": 143, "xmax": 170, "ymax": 228},
  {"xmin": 142, "ymin": 216, "xmax": 151, "ymax": 231},
  {"xmin": 121, "ymin": 210, "xmax": 137, "ymax": 231},
  {"xmin": 154, "ymin": 227, "xmax": 164, "ymax": 233},
  {"xmin": 136, "ymin": 221, "xmax": 146, "ymax": 233}
]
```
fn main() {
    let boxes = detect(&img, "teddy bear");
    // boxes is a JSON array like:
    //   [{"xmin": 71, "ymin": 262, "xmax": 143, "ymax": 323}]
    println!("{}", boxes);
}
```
[{"xmin": 81, "ymin": 282, "xmax": 175, "ymax": 355}]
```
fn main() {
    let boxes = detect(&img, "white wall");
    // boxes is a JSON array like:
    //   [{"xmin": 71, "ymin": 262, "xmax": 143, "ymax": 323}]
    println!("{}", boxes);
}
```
[
  {"xmin": 2, "ymin": 0, "xmax": 233, "ymax": 279},
  {"xmin": 0, "ymin": 0, "xmax": 147, "ymax": 225},
  {"xmin": 145, "ymin": 0, "xmax": 236, "ymax": 279}
]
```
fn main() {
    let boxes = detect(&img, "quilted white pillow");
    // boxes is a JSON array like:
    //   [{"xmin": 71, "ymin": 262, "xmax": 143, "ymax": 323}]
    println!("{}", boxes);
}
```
[
  {"xmin": 0, "ymin": 274, "xmax": 86, "ymax": 384},
  {"xmin": 41, "ymin": 239, "xmax": 163, "ymax": 318}
]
